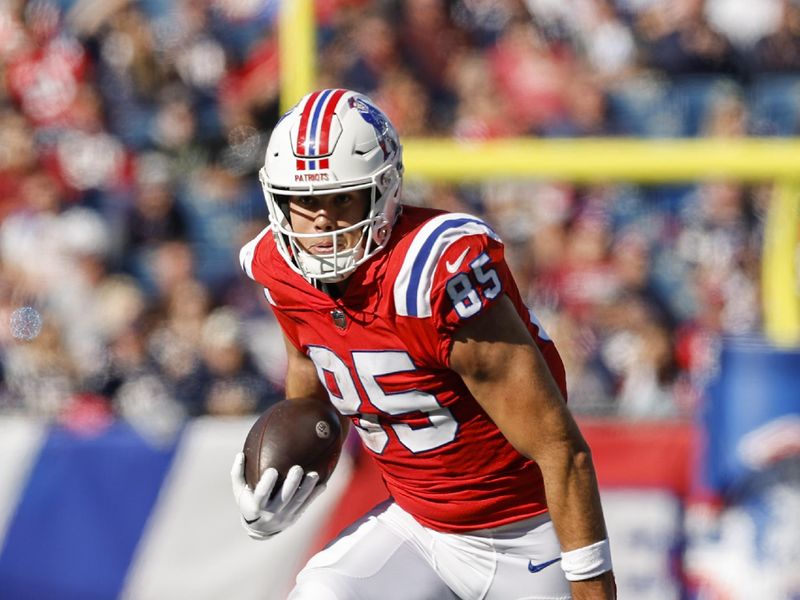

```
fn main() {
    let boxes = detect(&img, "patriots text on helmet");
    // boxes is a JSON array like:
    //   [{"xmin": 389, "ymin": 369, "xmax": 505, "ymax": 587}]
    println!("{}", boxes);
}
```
[{"xmin": 295, "ymin": 173, "xmax": 331, "ymax": 183}]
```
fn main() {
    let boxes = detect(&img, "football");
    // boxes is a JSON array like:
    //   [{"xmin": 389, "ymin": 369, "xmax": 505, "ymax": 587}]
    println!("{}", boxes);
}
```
[{"xmin": 242, "ymin": 397, "xmax": 344, "ymax": 491}]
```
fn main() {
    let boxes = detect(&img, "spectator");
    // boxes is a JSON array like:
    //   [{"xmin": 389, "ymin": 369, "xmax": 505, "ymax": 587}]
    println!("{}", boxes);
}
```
[
  {"xmin": 340, "ymin": 12, "xmax": 402, "ymax": 96},
  {"xmin": 5, "ymin": 0, "xmax": 89, "ymax": 128},
  {"xmin": 126, "ymin": 153, "xmax": 187, "ymax": 250},
  {"xmin": 636, "ymin": 0, "xmax": 740, "ymax": 77},
  {"xmin": 489, "ymin": 19, "xmax": 574, "ymax": 134},
  {"xmin": 447, "ymin": 51, "xmax": 515, "ymax": 139},
  {"xmin": 0, "ymin": 110, "xmax": 39, "ymax": 220},
  {"xmin": 1, "ymin": 318, "xmax": 77, "ymax": 417},
  {"xmin": 189, "ymin": 308, "xmax": 282, "ymax": 416},
  {"xmin": 123, "ymin": 153, "xmax": 188, "ymax": 288},
  {"xmin": 85, "ymin": 276, "xmax": 155, "ymax": 402},
  {"xmin": 754, "ymin": 0, "xmax": 800, "ymax": 72},
  {"xmin": 397, "ymin": 0, "xmax": 466, "ymax": 124},
  {"xmin": 601, "ymin": 312, "xmax": 680, "ymax": 418},
  {"xmin": 146, "ymin": 239, "xmax": 197, "ymax": 301},
  {"xmin": 93, "ymin": 5, "xmax": 170, "ymax": 148},
  {"xmin": 569, "ymin": 0, "xmax": 639, "ymax": 84},
  {"xmin": 549, "ymin": 311, "xmax": 616, "ymax": 415}
]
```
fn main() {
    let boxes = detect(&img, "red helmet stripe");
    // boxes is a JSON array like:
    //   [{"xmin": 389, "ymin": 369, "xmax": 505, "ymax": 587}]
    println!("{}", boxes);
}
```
[
  {"xmin": 308, "ymin": 89, "xmax": 334, "ymax": 157},
  {"xmin": 317, "ymin": 89, "xmax": 347, "ymax": 157},
  {"xmin": 295, "ymin": 90, "xmax": 321, "ymax": 158}
]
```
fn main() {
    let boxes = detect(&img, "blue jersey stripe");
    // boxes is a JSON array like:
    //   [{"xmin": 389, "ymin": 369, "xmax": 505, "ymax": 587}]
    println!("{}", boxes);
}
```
[{"xmin": 405, "ymin": 217, "xmax": 489, "ymax": 317}]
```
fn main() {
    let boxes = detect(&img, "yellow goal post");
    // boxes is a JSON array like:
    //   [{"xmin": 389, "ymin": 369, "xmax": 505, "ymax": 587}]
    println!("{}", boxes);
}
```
[{"xmin": 278, "ymin": 0, "xmax": 800, "ymax": 347}]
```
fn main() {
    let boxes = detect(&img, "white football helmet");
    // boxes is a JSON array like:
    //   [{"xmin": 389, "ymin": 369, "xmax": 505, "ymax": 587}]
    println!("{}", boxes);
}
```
[{"xmin": 260, "ymin": 89, "xmax": 403, "ymax": 283}]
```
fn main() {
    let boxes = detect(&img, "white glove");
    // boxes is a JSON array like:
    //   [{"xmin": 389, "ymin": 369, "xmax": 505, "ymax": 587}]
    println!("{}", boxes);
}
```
[{"xmin": 230, "ymin": 452, "xmax": 326, "ymax": 540}]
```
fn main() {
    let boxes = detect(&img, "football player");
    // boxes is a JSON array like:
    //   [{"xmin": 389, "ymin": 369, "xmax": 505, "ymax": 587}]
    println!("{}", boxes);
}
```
[{"xmin": 232, "ymin": 88, "xmax": 616, "ymax": 599}]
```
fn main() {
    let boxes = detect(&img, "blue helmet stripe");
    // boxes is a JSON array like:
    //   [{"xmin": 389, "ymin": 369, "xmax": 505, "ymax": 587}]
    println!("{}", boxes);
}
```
[{"xmin": 308, "ymin": 89, "xmax": 332, "ymax": 156}]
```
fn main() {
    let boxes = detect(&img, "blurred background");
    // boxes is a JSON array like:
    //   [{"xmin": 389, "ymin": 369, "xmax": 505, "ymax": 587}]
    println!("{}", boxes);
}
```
[{"xmin": 0, "ymin": 0, "xmax": 799, "ymax": 598}]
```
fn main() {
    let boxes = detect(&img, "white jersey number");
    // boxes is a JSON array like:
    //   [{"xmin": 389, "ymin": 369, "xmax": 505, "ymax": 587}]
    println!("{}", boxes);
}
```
[
  {"xmin": 445, "ymin": 252, "xmax": 502, "ymax": 319},
  {"xmin": 307, "ymin": 346, "xmax": 457, "ymax": 454}
]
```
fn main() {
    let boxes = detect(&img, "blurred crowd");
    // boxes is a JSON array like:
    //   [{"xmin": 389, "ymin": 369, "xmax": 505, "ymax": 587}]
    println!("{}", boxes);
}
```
[{"xmin": 0, "ymin": 0, "xmax": 796, "ymax": 430}]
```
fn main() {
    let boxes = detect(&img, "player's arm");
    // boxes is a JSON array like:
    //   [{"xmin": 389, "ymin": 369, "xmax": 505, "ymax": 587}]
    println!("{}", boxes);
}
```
[
  {"xmin": 450, "ymin": 294, "xmax": 616, "ymax": 600},
  {"xmin": 283, "ymin": 332, "xmax": 327, "ymax": 399},
  {"xmin": 283, "ymin": 333, "xmax": 351, "ymax": 436}
]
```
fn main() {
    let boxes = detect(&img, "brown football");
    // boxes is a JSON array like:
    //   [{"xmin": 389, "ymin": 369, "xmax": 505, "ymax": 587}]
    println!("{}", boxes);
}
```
[{"xmin": 242, "ymin": 397, "xmax": 344, "ymax": 492}]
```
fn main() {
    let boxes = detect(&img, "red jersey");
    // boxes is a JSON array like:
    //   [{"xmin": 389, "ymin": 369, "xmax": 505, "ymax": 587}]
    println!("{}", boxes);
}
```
[{"xmin": 241, "ymin": 205, "xmax": 567, "ymax": 533}]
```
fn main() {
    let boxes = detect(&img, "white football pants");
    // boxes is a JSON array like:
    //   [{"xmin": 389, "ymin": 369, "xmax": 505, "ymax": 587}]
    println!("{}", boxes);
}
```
[{"xmin": 287, "ymin": 500, "xmax": 571, "ymax": 600}]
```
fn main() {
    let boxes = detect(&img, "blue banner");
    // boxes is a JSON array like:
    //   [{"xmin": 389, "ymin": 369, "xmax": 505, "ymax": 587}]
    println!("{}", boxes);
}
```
[
  {"xmin": 703, "ymin": 336, "xmax": 800, "ymax": 493},
  {"xmin": 0, "ymin": 422, "xmax": 178, "ymax": 600}
]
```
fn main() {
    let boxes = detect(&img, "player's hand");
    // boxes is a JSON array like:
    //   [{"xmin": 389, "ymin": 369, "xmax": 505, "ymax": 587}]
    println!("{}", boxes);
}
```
[{"xmin": 230, "ymin": 452, "xmax": 326, "ymax": 540}]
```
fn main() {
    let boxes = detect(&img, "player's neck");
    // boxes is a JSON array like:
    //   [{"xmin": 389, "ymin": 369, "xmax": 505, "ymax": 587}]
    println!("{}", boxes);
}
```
[{"xmin": 318, "ymin": 279, "xmax": 348, "ymax": 299}]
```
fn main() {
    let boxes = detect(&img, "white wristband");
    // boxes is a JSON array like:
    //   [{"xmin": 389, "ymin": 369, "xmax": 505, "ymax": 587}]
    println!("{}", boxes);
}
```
[{"xmin": 560, "ymin": 538, "xmax": 613, "ymax": 581}]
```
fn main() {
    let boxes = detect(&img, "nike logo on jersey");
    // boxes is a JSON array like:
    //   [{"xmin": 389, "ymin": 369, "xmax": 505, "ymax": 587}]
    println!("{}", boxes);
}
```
[
  {"xmin": 528, "ymin": 557, "xmax": 561, "ymax": 573},
  {"xmin": 243, "ymin": 516, "xmax": 261, "ymax": 525},
  {"xmin": 445, "ymin": 248, "xmax": 470, "ymax": 273}
]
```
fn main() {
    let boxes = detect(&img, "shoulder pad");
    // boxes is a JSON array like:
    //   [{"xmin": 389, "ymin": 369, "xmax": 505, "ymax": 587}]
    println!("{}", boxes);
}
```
[
  {"xmin": 239, "ymin": 227, "xmax": 271, "ymax": 281},
  {"xmin": 393, "ymin": 213, "xmax": 501, "ymax": 318}
]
